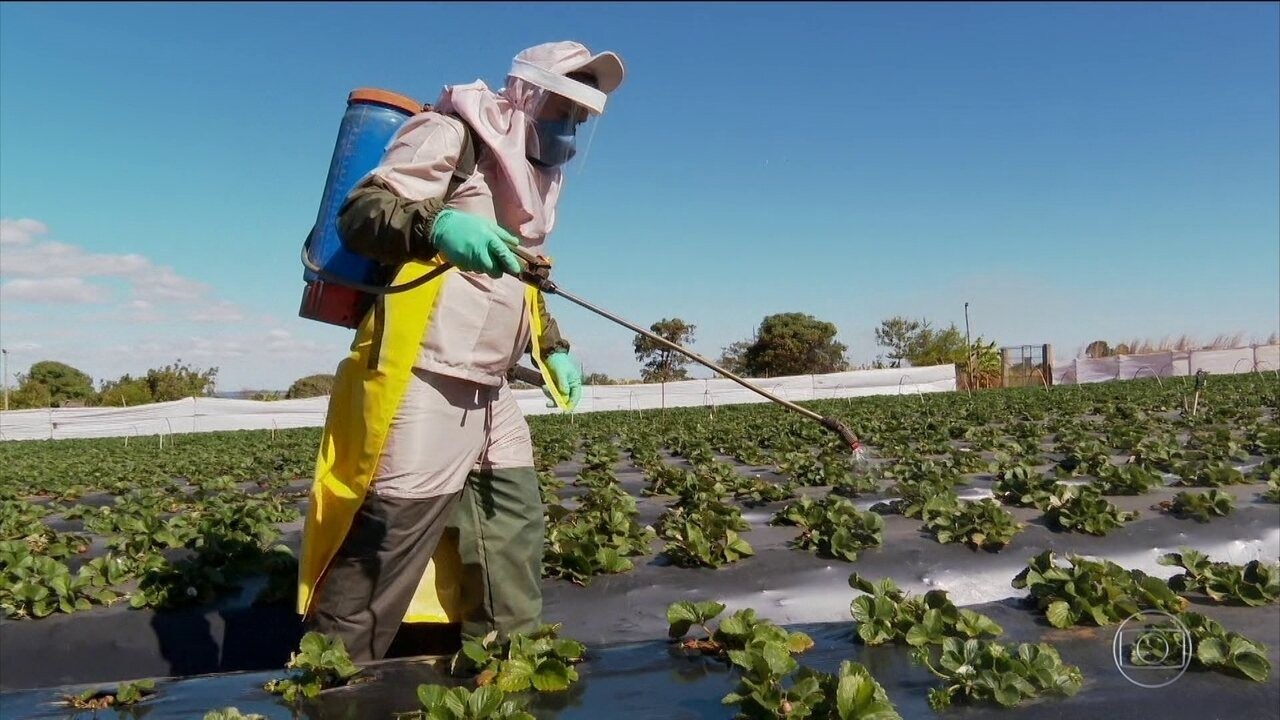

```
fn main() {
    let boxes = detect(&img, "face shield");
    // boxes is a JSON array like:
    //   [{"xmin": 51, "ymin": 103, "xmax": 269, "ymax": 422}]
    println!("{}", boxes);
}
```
[{"xmin": 505, "ymin": 59, "xmax": 607, "ymax": 173}]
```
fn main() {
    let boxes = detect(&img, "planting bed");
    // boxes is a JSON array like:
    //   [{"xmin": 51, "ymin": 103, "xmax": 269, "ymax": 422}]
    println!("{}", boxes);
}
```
[{"xmin": 1, "ymin": 373, "xmax": 1278, "ymax": 718}]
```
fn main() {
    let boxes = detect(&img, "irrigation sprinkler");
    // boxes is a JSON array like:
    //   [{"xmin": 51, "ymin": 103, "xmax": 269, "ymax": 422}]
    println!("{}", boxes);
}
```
[
  {"xmin": 1131, "ymin": 366, "xmax": 1164, "ymax": 388},
  {"xmin": 897, "ymin": 376, "xmax": 925, "ymax": 403},
  {"xmin": 1190, "ymin": 370, "xmax": 1208, "ymax": 416},
  {"xmin": 1030, "ymin": 367, "xmax": 1051, "ymax": 391}
]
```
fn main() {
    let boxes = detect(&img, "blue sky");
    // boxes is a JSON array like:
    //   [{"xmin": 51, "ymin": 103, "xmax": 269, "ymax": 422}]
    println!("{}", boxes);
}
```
[{"xmin": 2, "ymin": 2, "xmax": 1277, "ymax": 391}]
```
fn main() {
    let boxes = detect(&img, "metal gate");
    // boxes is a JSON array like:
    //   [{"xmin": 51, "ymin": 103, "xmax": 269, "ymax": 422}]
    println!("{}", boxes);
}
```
[{"xmin": 1002, "ymin": 344, "xmax": 1049, "ymax": 388}]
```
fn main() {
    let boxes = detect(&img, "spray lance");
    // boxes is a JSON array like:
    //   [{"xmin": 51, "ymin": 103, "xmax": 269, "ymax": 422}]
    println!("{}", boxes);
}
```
[
  {"xmin": 500, "ymin": 247, "xmax": 865, "ymax": 455},
  {"xmin": 304, "ymin": 212, "xmax": 864, "ymax": 452}
]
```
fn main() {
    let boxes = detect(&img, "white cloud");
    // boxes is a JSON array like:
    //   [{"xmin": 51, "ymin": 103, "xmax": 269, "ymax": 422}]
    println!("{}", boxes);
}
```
[
  {"xmin": 121, "ymin": 299, "xmax": 165, "ymax": 324},
  {"xmin": 132, "ymin": 267, "xmax": 208, "ymax": 302},
  {"xmin": 191, "ymin": 300, "xmax": 246, "ymax": 323},
  {"xmin": 0, "ymin": 277, "xmax": 110, "ymax": 303},
  {"xmin": 0, "ymin": 218, "xmax": 47, "ymax": 246},
  {"xmin": 263, "ymin": 328, "xmax": 326, "ymax": 356},
  {"xmin": 0, "ymin": 222, "xmax": 208, "ymax": 305}
]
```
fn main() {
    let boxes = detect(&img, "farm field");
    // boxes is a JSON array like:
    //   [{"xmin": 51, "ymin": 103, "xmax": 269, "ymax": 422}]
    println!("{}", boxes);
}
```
[{"xmin": 1, "ymin": 373, "xmax": 1278, "ymax": 718}]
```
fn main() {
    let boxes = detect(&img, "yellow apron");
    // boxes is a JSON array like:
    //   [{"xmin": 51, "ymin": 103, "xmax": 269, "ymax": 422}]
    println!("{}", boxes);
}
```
[{"xmin": 296, "ymin": 258, "xmax": 567, "ymax": 623}]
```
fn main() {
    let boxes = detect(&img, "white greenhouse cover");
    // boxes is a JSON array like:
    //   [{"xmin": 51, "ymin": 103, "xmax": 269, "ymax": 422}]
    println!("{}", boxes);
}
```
[{"xmin": 0, "ymin": 365, "xmax": 958, "ymax": 441}]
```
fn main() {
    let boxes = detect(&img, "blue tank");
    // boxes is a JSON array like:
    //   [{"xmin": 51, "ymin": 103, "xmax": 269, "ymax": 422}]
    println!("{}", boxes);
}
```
[{"xmin": 299, "ymin": 88, "xmax": 423, "ymax": 328}]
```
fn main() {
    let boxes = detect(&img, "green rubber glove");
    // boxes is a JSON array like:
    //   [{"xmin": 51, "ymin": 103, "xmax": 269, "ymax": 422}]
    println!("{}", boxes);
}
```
[
  {"xmin": 430, "ymin": 209, "xmax": 522, "ymax": 279},
  {"xmin": 543, "ymin": 351, "xmax": 583, "ymax": 411}
]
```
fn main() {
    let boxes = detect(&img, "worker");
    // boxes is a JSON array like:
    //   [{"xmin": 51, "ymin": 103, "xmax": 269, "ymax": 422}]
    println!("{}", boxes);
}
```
[{"xmin": 295, "ymin": 41, "xmax": 625, "ymax": 662}]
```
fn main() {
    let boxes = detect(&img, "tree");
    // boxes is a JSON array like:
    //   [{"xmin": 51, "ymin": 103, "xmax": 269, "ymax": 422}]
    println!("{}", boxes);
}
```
[
  {"xmin": 906, "ymin": 323, "xmax": 968, "ymax": 367},
  {"xmin": 145, "ymin": 361, "xmax": 218, "ymax": 402},
  {"xmin": 96, "ymin": 375, "xmax": 153, "ymax": 407},
  {"xmin": 740, "ymin": 312, "xmax": 850, "ymax": 377},
  {"xmin": 583, "ymin": 372, "xmax": 615, "ymax": 385},
  {"xmin": 634, "ymin": 318, "xmax": 697, "ymax": 383},
  {"xmin": 286, "ymin": 374, "xmax": 336, "ymax": 399},
  {"xmin": 717, "ymin": 339, "xmax": 753, "ymax": 375},
  {"xmin": 964, "ymin": 337, "xmax": 1003, "ymax": 389},
  {"xmin": 874, "ymin": 316, "xmax": 929, "ymax": 368},
  {"xmin": 12, "ymin": 361, "xmax": 94, "ymax": 408},
  {"xmin": 1085, "ymin": 340, "xmax": 1111, "ymax": 359}
]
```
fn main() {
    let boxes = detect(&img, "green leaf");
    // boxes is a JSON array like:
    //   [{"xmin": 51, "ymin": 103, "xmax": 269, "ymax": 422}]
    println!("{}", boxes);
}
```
[
  {"xmin": 531, "ymin": 658, "xmax": 575, "ymax": 692},
  {"xmin": 904, "ymin": 624, "xmax": 933, "ymax": 647},
  {"xmin": 495, "ymin": 657, "xmax": 534, "ymax": 693},
  {"xmin": 552, "ymin": 638, "xmax": 586, "ymax": 661},
  {"xmin": 666, "ymin": 600, "xmax": 698, "ymax": 636},
  {"xmin": 467, "ymin": 685, "xmax": 505, "ymax": 715},
  {"xmin": 1196, "ymin": 637, "xmax": 1227, "ymax": 666},
  {"xmin": 299, "ymin": 632, "xmax": 327, "ymax": 658},
  {"xmin": 786, "ymin": 631, "xmax": 815, "ymax": 654},
  {"xmin": 443, "ymin": 687, "xmax": 469, "ymax": 717},
  {"xmin": 694, "ymin": 600, "xmax": 727, "ymax": 622},
  {"xmin": 1046, "ymin": 600, "xmax": 1073, "ymax": 629},
  {"xmin": 835, "ymin": 671, "xmax": 862, "ymax": 717},
  {"xmin": 1231, "ymin": 649, "xmax": 1271, "ymax": 683},
  {"xmin": 761, "ymin": 642, "xmax": 797, "ymax": 677},
  {"xmin": 718, "ymin": 611, "xmax": 753, "ymax": 638},
  {"xmin": 417, "ymin": 684, "xmax": 448, "ymax": 709}
]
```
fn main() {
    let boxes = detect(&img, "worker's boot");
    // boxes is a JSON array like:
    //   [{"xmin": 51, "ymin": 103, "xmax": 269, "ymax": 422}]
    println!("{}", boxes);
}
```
[{"xmin": 449, "ymin": 466, "xmax": 544, "ymax": 641}]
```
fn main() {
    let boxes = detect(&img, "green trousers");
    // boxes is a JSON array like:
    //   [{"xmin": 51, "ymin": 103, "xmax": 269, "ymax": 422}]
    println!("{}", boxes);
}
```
[{"xmin": 450, "ymin": 465, "xmax": 545, "ymax": 641}]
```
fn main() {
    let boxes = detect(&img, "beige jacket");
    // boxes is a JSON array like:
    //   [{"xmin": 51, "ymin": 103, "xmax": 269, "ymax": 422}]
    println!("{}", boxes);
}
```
[{"xmin": 366, "ymin": 112, "xmax": 553, "ymax": 387}]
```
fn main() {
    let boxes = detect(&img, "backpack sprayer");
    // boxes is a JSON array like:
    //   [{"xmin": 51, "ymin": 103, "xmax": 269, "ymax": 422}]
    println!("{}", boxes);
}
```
[{"xmin": 300, "ymin": 89, "xmax": 863, "ymax": 454}]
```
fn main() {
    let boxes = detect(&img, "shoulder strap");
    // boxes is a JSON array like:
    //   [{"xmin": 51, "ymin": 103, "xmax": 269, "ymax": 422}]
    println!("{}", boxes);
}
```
[{"xmin": 444, "ymin": 113, "xmax": 478, "ymax": 200}]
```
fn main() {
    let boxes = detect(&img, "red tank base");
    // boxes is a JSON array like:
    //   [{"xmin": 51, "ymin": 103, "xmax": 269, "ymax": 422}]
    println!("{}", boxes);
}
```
[{"xmin": 299, "ymin": 280, "xmax": 373, "ymax": 329}]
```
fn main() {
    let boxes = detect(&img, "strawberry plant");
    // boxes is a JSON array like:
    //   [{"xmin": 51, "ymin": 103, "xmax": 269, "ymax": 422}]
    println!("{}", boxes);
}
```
[
  {"xmin": 848, "ymin": 574, "xmax": 1002, "ymax": 647},
  {"xmin": 263, "ymin": 631, "xmax": 364, "ymax": 704},
  {"xmin": 775, "ymin": 451, "xmax": 833, "ymax": 487},
  {"xmin": 659, "ymin": 507, "xmax": 755, "ymax": 568},
  {"xmin": 0, "ymin": 499, "xmax": 49, "ymax": 538},
  {"xmin": 1253, "ymin": 457, "xmax": 1280, "ymax": 484},
  {"xmin": 203, "ymin": 709, "xmax": 266, "ymax": 720},
  {"xmin": 405, "ymin": 685, "xmax": 535, "ymax": 720},
  {"xmin": 543, "ymin": 517, "xmax": 646, "ymax": 586},
  {"xmin": 1054, "ymin": 438, "xmax": 1114, "ymax": 478},
  {"xmin": 727, "ymin": 442, "xmax": 772, "ymax": 467},
  {"xmin": 1172, "ymin": 612, "xmax": 1270, "ymax": 682},
  {"xmin": 992, "ymin": 464, "xmax": 1055, "ymax": 508},
  {"xmin": 1038, "ymin": 484, "xmax": 1138, "ymax": 535},
  {"xmin": 731, "ymin": 476, "xmax": 796, "ymax": 506},
  {"xmin": 1091, "ymin": 463, "xmax": 1163, "ymax": 495},
  {"xmin": 910, "ymin": 638, "xmax": 1083, "ymax": 710},
  {"xmin": 1264, "ymin": 477, "xmax": 1280, "ymax": 503},
  {"xmin": 665, "ymin": 600, "xmax": 892, "ymax": 720},
  {"xmin": 668, "ymin": 601, "xmax": 814, "ymax": 659},
  {"xmin": 1175, "ymin": 461, "xmax": 1247, "ymax": 488},
  {"xmin": 770, "ymin": 496, "xmax": 883, "ymax": 562},
  {"xmin": 1011, "ymin": 550, "xmax": 1187, "ymax": 628},
  {"xmin": 1159, "ymin": 549, "xmax": 1280, "ymax": 606},
  {"xmin": 722, "ymin": 659, "xmax": 902, "ymax": 720},
  {"xmin": 871, "ymin": 479, "xmax": 957, "ymax": 519},
  {"xmin": 0, "ymin": 547, "xmax": 119, "ymax": 618},
  {"xmin": 643, "ymin": 464, "xmax": 702, "ymax": 497},
  {"xmin": 1155, "ymin": 489, "xmax": 1235, "ymax": 522},
  {"xmin": 449, "ymin": 623, "xmax": 585, "ymax": 693},
  {"xmin": 62, "ymin": 679, "xmax": 157, "ymax": 710},
  {"xmin": 1126, "ymin": 611, "xmax": 1271, "ymax": 682},
  {"xmin": 922, "ymin": 497, "xmax": 1023, "ymax": 551},
  {"xmin": 829, "ymin": 463, "xmax": 881, "ymax": 498}
]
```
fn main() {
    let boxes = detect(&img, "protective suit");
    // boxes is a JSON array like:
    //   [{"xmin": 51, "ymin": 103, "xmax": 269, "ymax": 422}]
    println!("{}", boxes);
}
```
[{"xmin": 296, "ymin": 41, "xmax": 625, "ymax": 661}]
